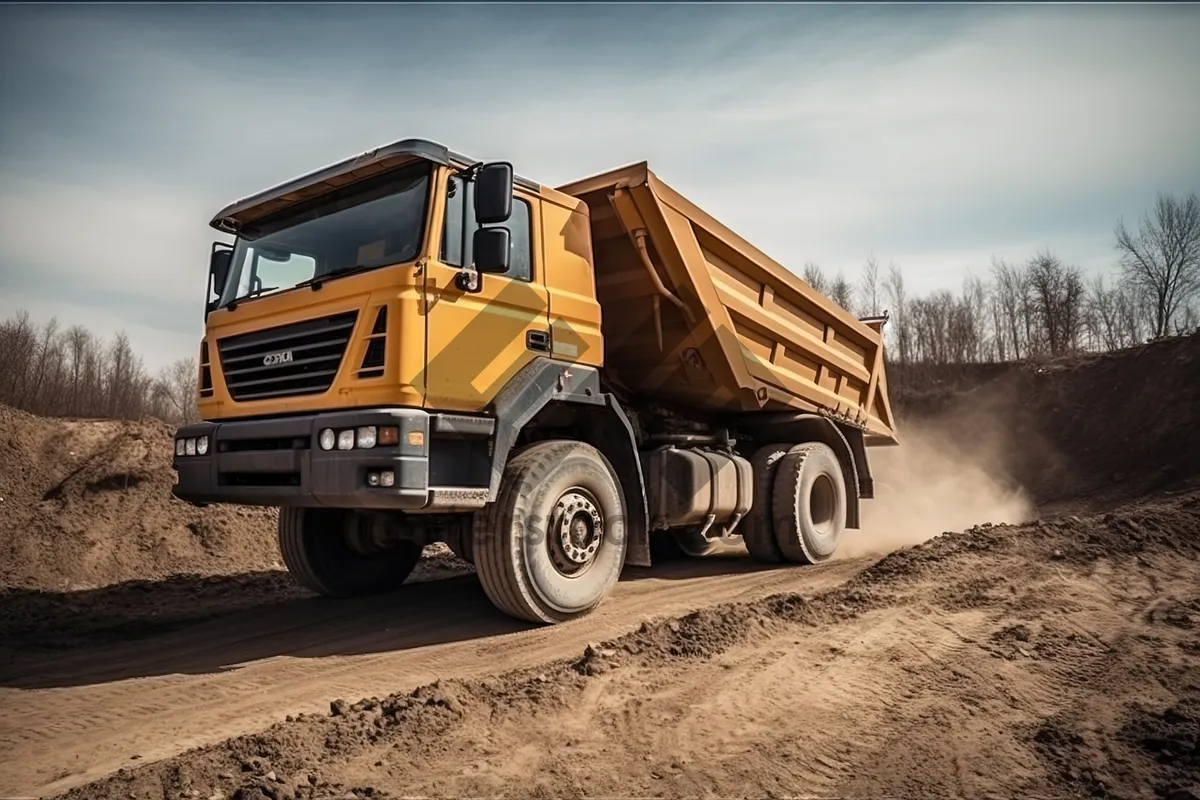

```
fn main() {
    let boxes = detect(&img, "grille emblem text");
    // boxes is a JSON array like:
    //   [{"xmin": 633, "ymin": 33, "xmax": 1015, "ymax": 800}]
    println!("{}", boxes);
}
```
[{"xmin": 263, "ymin": 350, "xmax": 294, "ymax": 366}]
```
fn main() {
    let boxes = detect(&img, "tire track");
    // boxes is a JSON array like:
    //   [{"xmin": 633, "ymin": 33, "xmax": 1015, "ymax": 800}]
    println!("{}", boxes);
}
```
[{"xmin": 0, "ymin": 555, "xmax": 872, "ymax": 798}]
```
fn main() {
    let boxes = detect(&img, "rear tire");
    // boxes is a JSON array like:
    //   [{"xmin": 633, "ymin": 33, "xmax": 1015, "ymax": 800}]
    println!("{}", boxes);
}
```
[
  {"xmin": 741, "ymin": 443, "xmax": 793, "ymax": 563},
  {"xmin": 278, "ymin": 507, "xmax": 422, "ymax": 597},
  {"xmin": 674, "ymin": 528, "xmax": 722, "ymax": 557},
  {"xmin": 649, "ymin": 531, "xmax": 686, "ymax": 561},
  {"xmin": 770, "ymin": 443, "xmax": 847, "ymax": 564},
  {"xmin": 472, "ymin": 440, "xmax": 627, "ymax": 624}
]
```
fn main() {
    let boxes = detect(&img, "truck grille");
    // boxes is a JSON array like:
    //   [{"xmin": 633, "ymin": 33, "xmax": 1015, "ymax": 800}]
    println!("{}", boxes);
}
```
[{"xmin": 217, "ymin": 311, "xmax": 359, "ymax": 401}]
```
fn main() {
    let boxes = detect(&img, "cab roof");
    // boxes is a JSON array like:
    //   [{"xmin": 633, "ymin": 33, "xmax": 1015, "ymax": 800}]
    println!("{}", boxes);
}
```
[{"xmin": 209, "ymin": 138, "xmax": 542, "ymax": 234}]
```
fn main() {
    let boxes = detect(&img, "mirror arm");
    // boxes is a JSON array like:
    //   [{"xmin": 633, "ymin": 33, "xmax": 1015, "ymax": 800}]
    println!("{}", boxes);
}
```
[
  {"xmin": 455, "ymin": 267, "xmax": 482, "ymax": 294},
  {"xmin": 460, "ymin": 175, "xmax": 472, "ymax": 273},
  {"xmin": 455, "ymin": 161, "xmax": 483, "ymax": 181}
]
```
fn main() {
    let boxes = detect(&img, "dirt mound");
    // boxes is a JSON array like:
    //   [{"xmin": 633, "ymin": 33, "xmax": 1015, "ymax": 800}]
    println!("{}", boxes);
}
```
[
  {"xmin": 53, "ymin": 490, "xmax": 1200, "ymax": 800},
  {"xmin": 0, "ymin": 405, "xmax": 281, "ymax": 591},
  {"xmin": 893, "ymin": 332, "xmax": 1200, "ymax": 506}
]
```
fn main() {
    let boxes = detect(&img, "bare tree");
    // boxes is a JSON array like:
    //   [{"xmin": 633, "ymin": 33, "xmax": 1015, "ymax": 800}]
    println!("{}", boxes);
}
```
[
  {"xmin": 0, "ymin": 311, "xmax": 37, "ymax": 403},
  {"xmin": 991, "ymin": 257, "xmax": 1032, "ymax": 359},
  {"xmin": 1087, "ymin": 274, "xmax": 1123, "ymax": 351},
  {"xmin": 858, "ymin": 254, "xmax": 881, "ymax": 316},
  {"xmin": 829, "ymin": 271, "xmax": 854, "ymax": 310},
  {"xmin": 802, "ymin": 261, "xmax": 828, "ymax": 295},
  {"xmin": 1114, "ymin": 191, "xmax": 1200, "ymax": 339},
  {"xmin": 64, "ymin": 325, "xmax": 92, "ymax": 416},
  {"xmin": 882, "ymin": 262, "xmax": 910, "ymax": 389},
  {"xmin": 1027, "ymin": 250, "xmax": 1085, "ymax": 356},
  {"xmin": 157, "ymin": 358, "xmax": 199, "ymax": 424},
  {"xmin": 962, "ymin": 274, "xmax": 990, "ymax": 361},
  {"xmin": 1175, "ymin": 303, "xmax": 1199, "ymax": 336}
]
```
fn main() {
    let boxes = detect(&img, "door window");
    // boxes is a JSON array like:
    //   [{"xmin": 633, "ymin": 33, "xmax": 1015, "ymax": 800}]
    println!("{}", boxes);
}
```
[{"xmin": 441, "ymin": 175, "xmax": 533, "ymax": 282}]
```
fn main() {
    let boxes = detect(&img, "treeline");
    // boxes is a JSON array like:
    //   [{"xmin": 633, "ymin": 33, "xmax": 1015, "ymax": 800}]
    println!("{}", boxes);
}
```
[
  {"xmin": 0, "ymin": 311, "xmax": 198, "ymax": 424},
  {"xmin": 2, "ymin": 192, "xmax": 1195, "ymax": 426},
  {"xmin": 805, "ymin": 191, "xmax": 1200, "ymax": 370}
]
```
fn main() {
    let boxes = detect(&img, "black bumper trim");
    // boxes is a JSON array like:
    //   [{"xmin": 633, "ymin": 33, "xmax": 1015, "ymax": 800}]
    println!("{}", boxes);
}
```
[{"xmin": 171, "ymin": 408, "xmax": 433, "ymax": 510}]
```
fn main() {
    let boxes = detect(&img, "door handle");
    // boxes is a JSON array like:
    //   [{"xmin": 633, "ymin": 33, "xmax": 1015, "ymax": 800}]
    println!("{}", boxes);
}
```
[{"xmin": 526, "ymin": 330, "xmax": 551, "ymax": 352}]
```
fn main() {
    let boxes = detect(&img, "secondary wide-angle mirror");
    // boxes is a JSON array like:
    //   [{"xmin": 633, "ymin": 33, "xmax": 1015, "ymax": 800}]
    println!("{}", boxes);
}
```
[{"xmin": 474, "ymin": 227, "xmax": 511, "ymax": 274}]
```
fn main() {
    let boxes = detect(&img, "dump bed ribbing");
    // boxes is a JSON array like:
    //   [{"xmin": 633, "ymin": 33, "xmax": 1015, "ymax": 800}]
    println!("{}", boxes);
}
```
[{"xmin": 558, "ymin": 163, "xmax": 897, "ymax": 446}]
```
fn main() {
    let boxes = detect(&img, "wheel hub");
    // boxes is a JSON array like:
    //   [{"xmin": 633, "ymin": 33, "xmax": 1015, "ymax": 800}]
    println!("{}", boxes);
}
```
[
  {"xmin": 550, "ymin": 489, "xmax": 603, "ymax": 575},
  {"xmin": 344, "ymin": 514, "xmax": 398, "ymax": 555}
]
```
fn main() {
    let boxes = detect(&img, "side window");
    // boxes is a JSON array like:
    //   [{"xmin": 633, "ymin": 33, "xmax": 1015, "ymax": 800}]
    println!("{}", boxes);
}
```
[
  {"xmin": 484, "ymin": 198, "xmax": 532, "ymax": 282},
  {"xmin": 441, "ymin": 177, "xmax": 465, "ymax": 267},
  {"xmin": 440, "ymin": 175, "xmax": 534, "ymax": 282}
]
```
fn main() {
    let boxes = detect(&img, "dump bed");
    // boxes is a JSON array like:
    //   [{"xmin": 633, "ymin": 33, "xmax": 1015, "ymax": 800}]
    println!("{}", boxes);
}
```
[{"xmin": 558, "ymin": 163, "xmax": 897, "ymax": 446}]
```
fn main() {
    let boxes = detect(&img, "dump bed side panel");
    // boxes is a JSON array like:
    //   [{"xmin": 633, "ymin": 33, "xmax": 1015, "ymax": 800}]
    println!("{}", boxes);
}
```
[{"xmin": 557, "ymin": 164, "xmax": 897, "ymax": 444}]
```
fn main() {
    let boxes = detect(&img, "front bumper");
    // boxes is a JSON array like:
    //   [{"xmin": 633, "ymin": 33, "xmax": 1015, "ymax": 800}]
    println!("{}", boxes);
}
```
[{"xmin": 171, "ymin": 408, "xmax": 433, "ymax": 510}]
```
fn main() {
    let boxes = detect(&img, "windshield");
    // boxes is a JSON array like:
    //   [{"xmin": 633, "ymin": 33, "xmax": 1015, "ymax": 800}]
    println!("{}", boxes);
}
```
[{"xmin": 217, "ymin": 161, "xmax": 432, "ymax": 308}]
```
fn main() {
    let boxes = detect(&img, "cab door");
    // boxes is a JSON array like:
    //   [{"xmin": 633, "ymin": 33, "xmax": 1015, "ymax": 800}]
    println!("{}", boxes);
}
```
[{"xmin": 423, "ymin": 171, "xmax": 552, "ymax": 412}]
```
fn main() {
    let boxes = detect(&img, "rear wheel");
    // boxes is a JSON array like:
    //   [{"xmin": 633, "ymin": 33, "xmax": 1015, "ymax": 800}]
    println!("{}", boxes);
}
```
[
  {"xmin": 741, "ymin": 443, "xmax": 794, "ymax": 563},
  {"xmin": 771, "ymin": 442, "xmax": 847, "ymax": 564},
  {"xmin": 472, "ymin": 440, "xmax": 627, "ymax": 624},
  {"xmin": 278, "ymin": 507, "xmax": 422, "ymax": 597},
  {"xmin": 673, "ymin": 527, "xmax": 722, "ymax": 557}
]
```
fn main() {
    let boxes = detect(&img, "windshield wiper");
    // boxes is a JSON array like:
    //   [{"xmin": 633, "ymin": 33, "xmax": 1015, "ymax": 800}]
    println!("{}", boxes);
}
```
[
  {"xmin": 226, "ymin": 285, "xmax": 279, "ymax": 312},
  {"xmin": 297, "ymin": 263, "xmax": 376, "ymax": 291}
]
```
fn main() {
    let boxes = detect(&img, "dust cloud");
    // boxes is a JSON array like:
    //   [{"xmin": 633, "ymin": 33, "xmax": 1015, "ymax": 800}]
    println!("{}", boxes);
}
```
[{"xmin": 840, "ymin": 416, "xmax": 1034, "ymax": 559}]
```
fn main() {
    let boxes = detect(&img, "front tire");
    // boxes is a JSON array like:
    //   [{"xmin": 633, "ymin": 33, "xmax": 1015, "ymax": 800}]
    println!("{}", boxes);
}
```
[
  {"xmin": 472, "ymin": 440, "xmax": 627, "ymax": 624},
  {"xmin": 444, "ymin": 523, "xmax": 474, "ymax": 565},
  {"xmin": 278, "ymin": 507, "xmax": 422, "ymax": 597},
  {"xmin": 770, "ymin": 442, "xmax": 847, "ymax": 564}
]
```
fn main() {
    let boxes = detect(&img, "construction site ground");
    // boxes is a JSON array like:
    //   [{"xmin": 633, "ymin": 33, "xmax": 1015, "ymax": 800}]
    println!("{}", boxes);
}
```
[{"xmin": 1, "ymin": 333, "xmax": 1198, "ymax": 800}]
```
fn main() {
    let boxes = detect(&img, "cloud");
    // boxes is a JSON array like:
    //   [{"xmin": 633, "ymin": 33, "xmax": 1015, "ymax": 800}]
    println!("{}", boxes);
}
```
[{"xmin": 0, "ymin": 4, "xmax": 1197, "ymax": 367}]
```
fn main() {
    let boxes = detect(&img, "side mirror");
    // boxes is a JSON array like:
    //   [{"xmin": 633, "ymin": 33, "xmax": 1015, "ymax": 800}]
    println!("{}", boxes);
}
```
[
  {"xmin": 206, "ymin": 246, "xmax": 232, "ymax": 318},
  {"xmin": 474, "ymin": 162, "xmax": 513, "ymax": 225},
  {"xmin": 474, "ymin": 227, "xmax": 510, "ymax": 274}
]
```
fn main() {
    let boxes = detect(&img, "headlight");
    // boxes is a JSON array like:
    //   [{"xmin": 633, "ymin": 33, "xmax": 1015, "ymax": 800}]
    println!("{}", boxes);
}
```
[
  {"xmin": 196, "ymin": 435, "xmax": 209, "ymax": 455},
  {"xmin": 185, "ymin": 438, "xmax": 197, "ymax": 456},
  {"xmin": 175, "ymin": 439, "xmax": 186, "ymax": 456},
  {"xmin": 337, "ymin": 430, "xmax": 355, "ymax": 451},
  {"xmin": 356, "ymin": 426, "xmax": 377, "ymax": 449},
  {"xmin": 319, "ymin": 429, "xmax": 336, "ymax": 451}
]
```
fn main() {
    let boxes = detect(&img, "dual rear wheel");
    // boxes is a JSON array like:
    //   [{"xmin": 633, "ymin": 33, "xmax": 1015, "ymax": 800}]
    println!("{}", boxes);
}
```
[{"xmin": 741, "ymin": 441, "xmax": 847, "ymax": 565}]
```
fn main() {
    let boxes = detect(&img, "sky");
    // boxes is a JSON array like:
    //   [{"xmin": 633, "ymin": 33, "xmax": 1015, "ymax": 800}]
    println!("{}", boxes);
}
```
[{"xmin": 1, "ymin": 2, "xmax": 1198, "ymax": 371}]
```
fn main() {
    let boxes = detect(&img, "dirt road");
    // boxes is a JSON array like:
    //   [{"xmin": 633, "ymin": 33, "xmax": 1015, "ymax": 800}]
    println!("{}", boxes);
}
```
[
  {"xmin": 31, "ymin": 491, "xmax": 1200, "ymax": 800},
  {"xmin": 0, "ymin": 551, "xmax": 872, "ymax": 797}
]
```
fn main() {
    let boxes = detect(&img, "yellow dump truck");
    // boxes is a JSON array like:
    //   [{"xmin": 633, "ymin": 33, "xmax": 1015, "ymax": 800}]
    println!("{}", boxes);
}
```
[{"xmin": 172, "ymin": 138, "xmax": 898, "ymax": 624}]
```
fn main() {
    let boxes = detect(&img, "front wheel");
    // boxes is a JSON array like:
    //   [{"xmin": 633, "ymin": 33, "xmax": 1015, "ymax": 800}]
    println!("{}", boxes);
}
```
[
  {"xmin": 472, "ymin": 440, "xmax": 627, "ymax": 624},
  {"xmin": 278, "ymin": 507, "xmax": 422, "ymax": 597}
]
